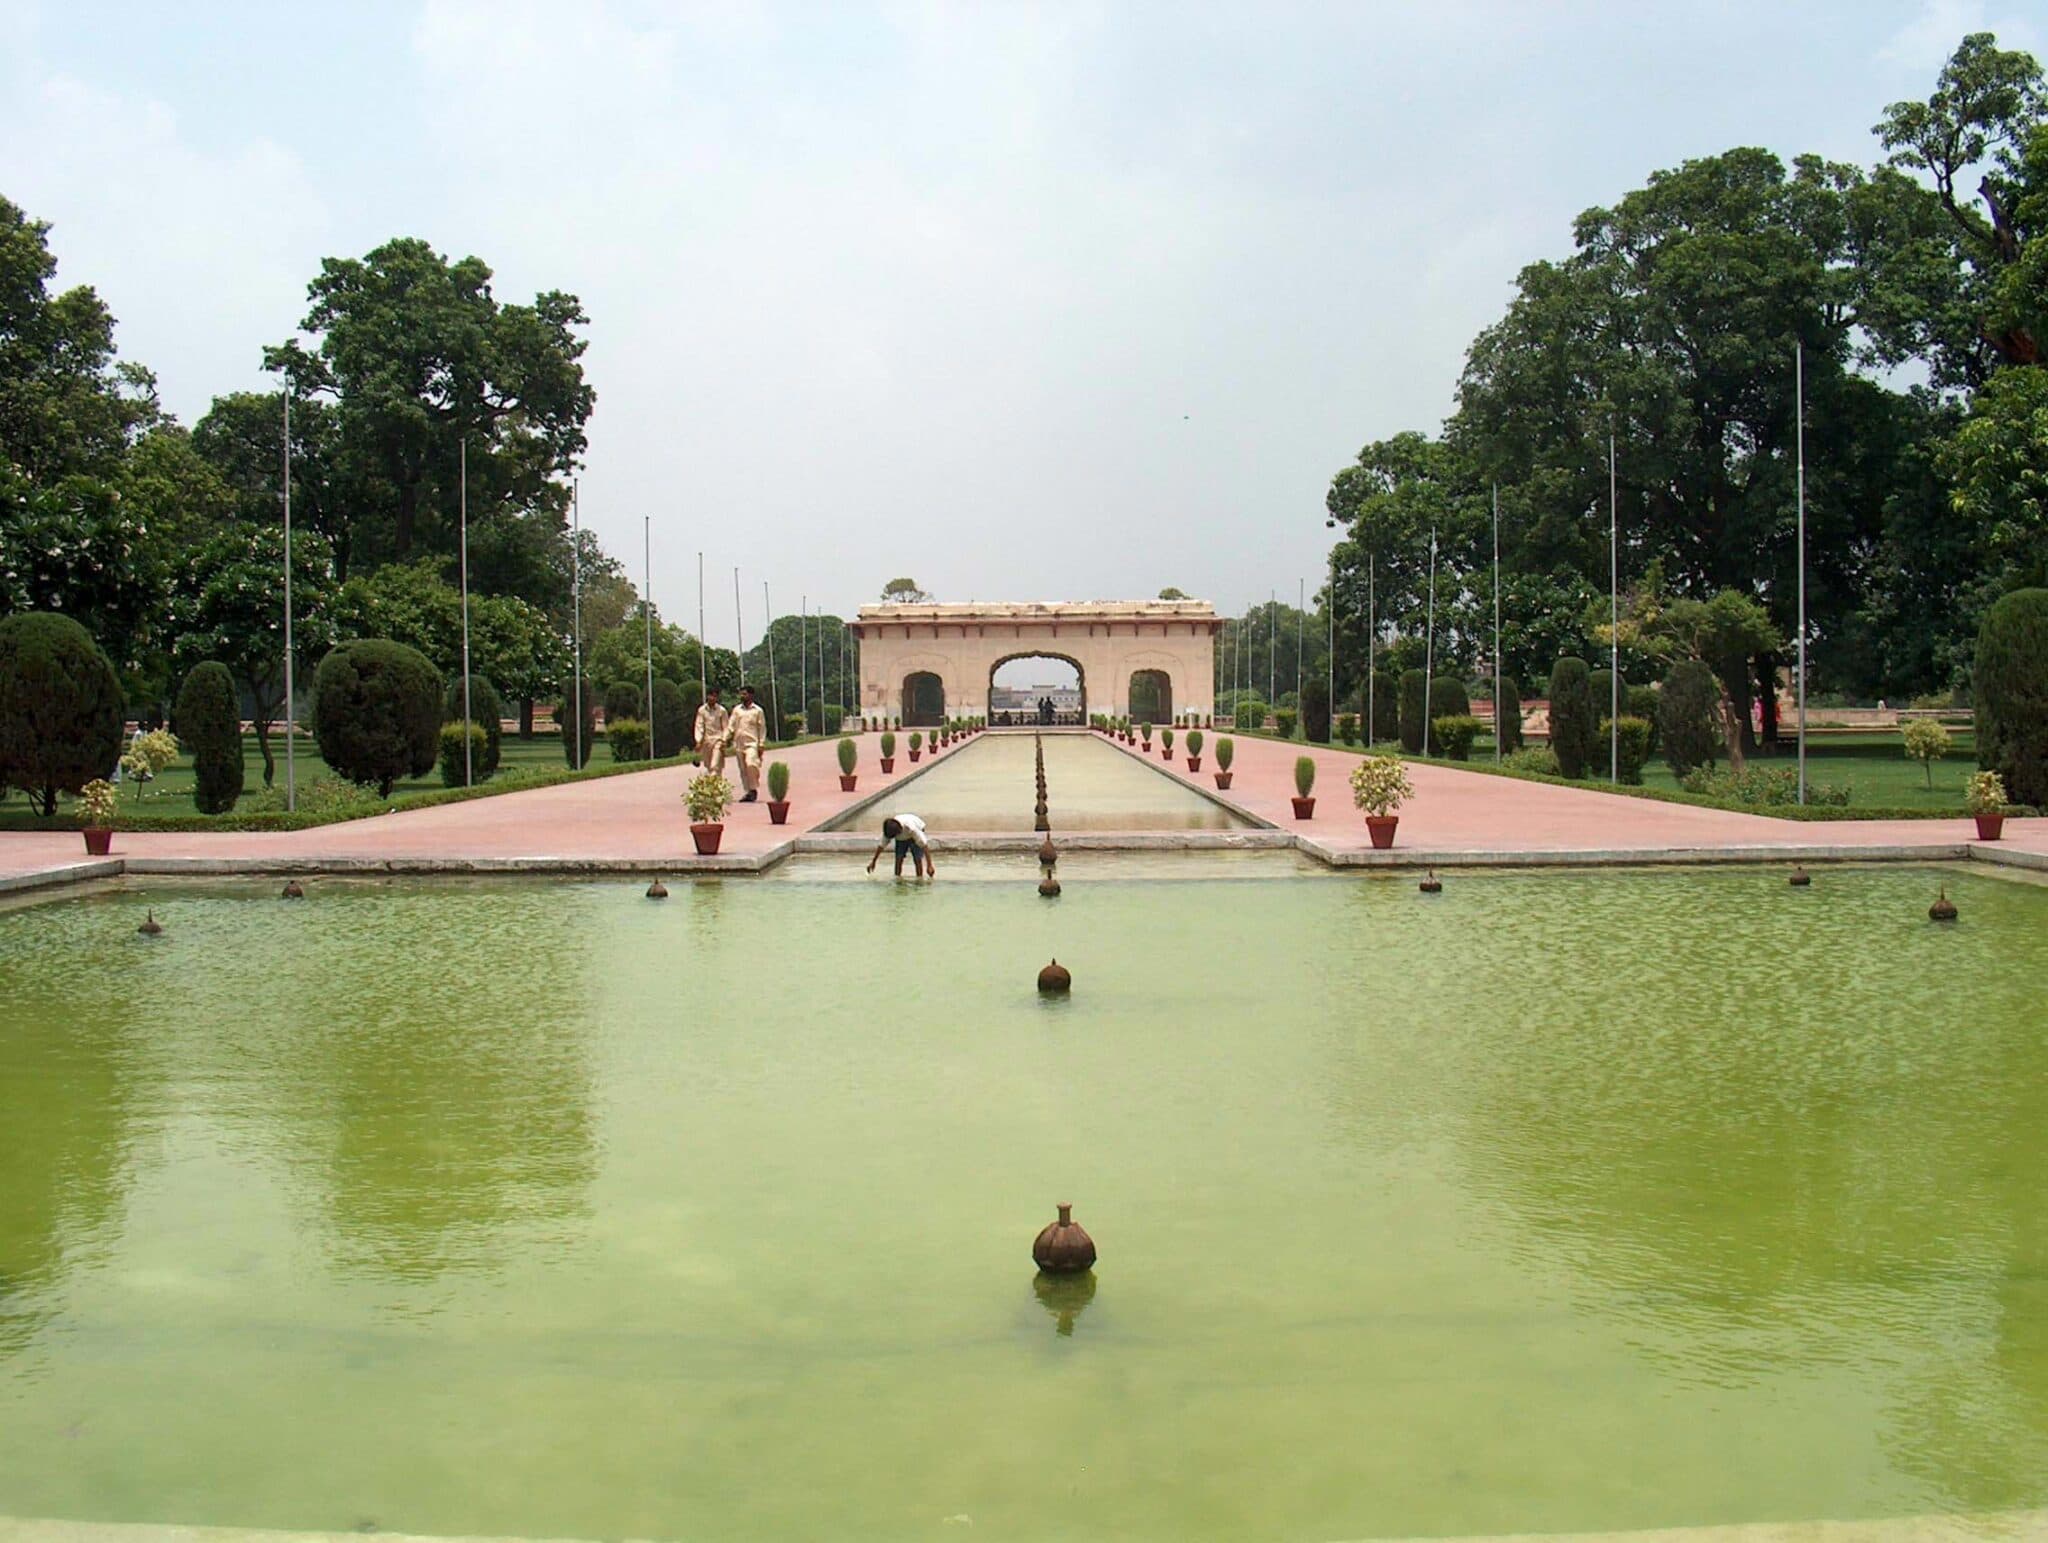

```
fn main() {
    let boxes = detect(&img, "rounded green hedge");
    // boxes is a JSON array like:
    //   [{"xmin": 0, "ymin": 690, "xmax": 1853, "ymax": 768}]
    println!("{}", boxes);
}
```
[
  {"xmin": 1976, "ymin": 587, "xmax": 2048, "ymax": 806},
  {"xmin": 1397, "ymin": 669, "xmax": 1427, "ymax": 753},
  {"xmin": 313, "ymin": 640, "xmax": 445, "ymax": 797},
  {"xmin": 650, "ymin": 678, "xmax": 689, "ymax": 758},
  {"xmin": 0, "ymin": 612, "xmax": 125, "ymax": 816},
  {"xmin": 445, "ymin": 673, "xmax": 504, "ymax": 780},
  {"xmin": 558, "ymin": 685, "xmax": 596, "ymax": 769},
  {"xmin": 1658, "ymin": 660, "xmax": 1720, "ymax": 777},
  {"xmin": 177, "ymin": 661, "xmax": 244, "ymax": 814},
  {"xmin": 1547, "ymin": 657, "xmax": 1598, "ymax": 779}
]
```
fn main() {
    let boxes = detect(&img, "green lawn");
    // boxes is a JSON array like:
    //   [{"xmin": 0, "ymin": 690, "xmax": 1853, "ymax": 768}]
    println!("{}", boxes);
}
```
[{"xmin": 111, "ymin": 732, "xmax": 573, "ymax": 810}]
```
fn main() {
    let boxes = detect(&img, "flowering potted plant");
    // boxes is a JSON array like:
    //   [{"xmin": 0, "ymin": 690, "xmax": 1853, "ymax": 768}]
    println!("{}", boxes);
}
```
[
  {"xmin": 766, "ymin": 759, "xmax": 792, "ymax": 824},
  {"xmin": 909, "ymin": 730, "xmax": 923, "ymax": 763},
  {"xmin": 1186, "ymin": 727, "xmax": 1204, "ymax": 772},
  {"xmin": 685, "ymin": 770, "xmax": 734, "ymax": 855},
  {"xmin": 1349, "ymin": 754, "xmax": 1414, "ymax": 848},
  {"xmin": 837, "ymin": 735, "xmax": 859, "ymax": 792},
  {"xmin": 1213, "ymin": 736, "xmax": 1234, "ymax": 790},
  {"xmin": 1966, "ymin": 769, "xmax": 2008, "ymax": 841},
  {"xmin": 879, "ymin": 731, "xmax": 897, "ymax": 773},
  {"xmin": 1292, "ymin": 755, "xmax": 1317, "ymax": 819},
  {"xmin": 77, "ymin": 778, "xmax": 119, "ymax": 854}
]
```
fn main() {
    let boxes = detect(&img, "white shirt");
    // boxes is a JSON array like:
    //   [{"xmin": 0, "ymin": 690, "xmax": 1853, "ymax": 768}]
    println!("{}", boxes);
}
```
[{"xmin": 891, "ymin": 813, "xmax": 928, "ymax": 846}]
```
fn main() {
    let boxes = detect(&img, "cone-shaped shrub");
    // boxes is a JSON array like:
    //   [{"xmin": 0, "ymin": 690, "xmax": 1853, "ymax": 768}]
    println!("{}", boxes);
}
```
[
  {"xmin": 1547, "ymin": 657, "xmax": 1597, "ymax": 779},
  {"xmin": 650, "ymin": 679, "xmax": 689, "ymax": 758},
  {"xmin": 559, "ymin": 685, "xmax": 596, "ymax": 768},
  {"xmin": 445, "ymin": 673, "xmax": 503, "ymax": 778},
  {"xmin": 1397, "ymin": 669, "xmax": 1427, "ymax": 753},
  {"xmin": 177, "ymin": 661, "xmax": 244, "ymax": 813},
  {"xmin": 1301, "ymin": 675, "xmax": 1331, "ymax": 743},
  {"xmin": 603, "ymin": 680, "xmax": 642, "ymax": 724},
  {"xmin": 1658, "ymin": 660, "xmax": 1720, "ymax": 777},
  {"xmin": 0, "ymin": 612, "xmax": 125, "ymax": 816},
  {"xmin": 314, "ymin": 640, "xmax": 444, "ymax": 797},
  {"xmin": 767, "ymin": 759, "xmax": 791, "ymax": 800},
  {"xmin": 1494, "ymin": 674, "xmax": 1523, "ymax": 753},
  {"xmin": 1976, "ymin": 588, "xmax": 2048, "ymax": 806},
  {"xmin": 1294, "ymin": 755, "xmax": 1316, "ymax": 797}
]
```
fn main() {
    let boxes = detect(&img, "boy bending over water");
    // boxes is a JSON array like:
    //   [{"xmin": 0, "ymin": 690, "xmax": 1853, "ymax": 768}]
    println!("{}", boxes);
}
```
[{"xmin": 867, "ymin": 813, "xmax": 935, "ymax": 880}]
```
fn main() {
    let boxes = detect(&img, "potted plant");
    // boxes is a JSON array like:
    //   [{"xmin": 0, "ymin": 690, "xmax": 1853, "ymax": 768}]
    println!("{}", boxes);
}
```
[
  {"xmin": 1141, "ymin": 722, "xmax": 1153, "ymax": 749},
  {"xmin": 77, "ymin": 777, "xmax": 119, "ymax": 855},
  {"xmin": 1349, "ymin": 754, "xmax": 1414, "ymax": 848},
  {"xmin": 909, "ymin": 730, "xmax": 923, "ymax": 763},
  {"xmin": 685, "ymin": 770, "xmax": 734, "ymax": 855},
  {"xmin": 837, "ymin": 735, "xmax": 859, "ymax": 792},
  {"xmin": 1966, "ymin": 769, "xmax": 2008, "ymax": 840},
  {"xmin": 880, "ymin": 730, "xmax": 897, "ymax": 773},
  {"xmin": 1186, "ymin": 727, "xmax": 1204, "ymax": 772},
  {"xmin": 1161, "ymin": 726, "xmax": 1175, "ymax": 761},
  {"xmin": 1292, "ymin": 755, "xmax": 1317, "ymax": 819},
  {"xmin": 1214, "ymin": 736, "xmax": 1235, "ymax": 790},
  {"xmin": 766, "ymin": 759, "xmax": 792, "ymax": 824}
]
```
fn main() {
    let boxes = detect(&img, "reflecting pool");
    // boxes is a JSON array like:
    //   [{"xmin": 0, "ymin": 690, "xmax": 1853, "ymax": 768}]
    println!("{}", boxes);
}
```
[
  {"xmin": 2, "ymin": 863, "xmax": 2045, "ymax": 1540},
  {"xmin": 827, "ymin": 729, "xmax": 1249, "ymax": 831}
]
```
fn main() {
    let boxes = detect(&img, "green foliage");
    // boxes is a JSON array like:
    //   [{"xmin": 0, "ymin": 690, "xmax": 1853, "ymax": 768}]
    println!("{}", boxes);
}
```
[
  {"xmin": 1161, "ymin": 727, "xmax": 1175, "ymax": 752},
  {"xmin": 1301, "ymin": 675, "xmax": 1332, "ymax": 743},
  {"xmin": 767, "ymin": 759, "xmax": 791, "ymax": 801},
  {"xmin": 312, "ymin": 639, "xmax": 444, "ymax": 797},
  {"xmin": 1369, "ymin": 668, "xmax": 1401, "ymax": 743},
  {"xmin": 176, "ymin": 661, "xmax": 243, "ymax": 813},
  {"xmin": 1901, "ymin": 717, "xmax": 1952, "ymax": 787},
  {"xmin": 1337, "ymin": 713, "xmax": 1359, "ymax": 745},
  {"xmin": 909, "ymin": 730, "xmax": 923, "ymax": 752},
  {"xmin": 650, "ymin": 678, "xmax": 689, "ymax": 758},
  {"xmin": 1625, "ymin": 684, "xmax": 1660, "ymax": 754},
  {"xmin": 75, "ymin": 778, "xmax": 119, "ymax": 828},
  {"xmin": 1974, "ymin": 588, "xmax": 2048, "ymax": 805},
  {"xmin": 836, "ymin": 736, "xmax": 857, "ymax": 775},
  {"xmin": 558, "ymin": 685, "xmax": 596, "ymax": 769},
  {"xmin": 1432, "ymin": 714, "xmax": 1481, "ymax": 760},
  {"xmin": 445, "ymin": 673, "xmax": 504, "ymax": 778},
  {"xmin": 606, "ymin": 717, "xmax": 650, "ymax": 762},
  {"xmin": 1294, "ymin": 755, "xmax": 1316, "ymax": 797},
  {"xmin": 1186, "ymin": 728, "xmax": 1204, "ymax": 756},
  {"xmin": 0, "ymin": 612, "xmax": 125, "ymax": 815},
  {"xmin": 880, "ymin": 730, "xmax": 897, "ymax": 756},
  {"xmin": 439, "ymin": 720, "xmax": 489, "ymax": 786},
  {"xmin": 1658, "ymin": 659, "xmax": 1721, "ymax": 776},
  {"xmin": 1235, "ymin": 697, "xmax": 1265, "ymax": 730},
  {"xmin": 684, "ymin": 771, "xmax": 733, "ymax": 823},
  {"xmin": 603, "ymin": 679, "xmax": 642, "ymax": 723},
  {"xmin": 1600, "ymin": 714, "xmax": 1654, "ymax": 784},
  {"xmin": 1547, "ymin": 657, "xmax": 1598, "ymax": 778},
  {"xmin": 1273, "ymin": 708, "xmax": 1298, "ymax": 738},
  {"xmin": 1965, "ymin": 769, "xmax": 2008, "ymax": 813},
  {"xmin": 1589, "ymin": 669, "xmax": 1621, "ymax": 734},
  {"xmin": 1348, "ymin": 754, "xmax": 1413, "ymax": 816},
  {"xmin": 1215, "ymin": 736, "xmax": 1235, "ymax": 771},
  {"xmin": 1502, "ymin": 746, "xmax": 1562, "ymax": 776},
  {"xmin": 1494, "ymin": 674, "xmax": 1523, "ymax": 753},
  {"xmin": 1681, "ymin": 765, "xmax": 1854, "ymax": 806},
  {"xmin": 1397, "ymin": 669, "xmax": 1428, "ymax": 753}
]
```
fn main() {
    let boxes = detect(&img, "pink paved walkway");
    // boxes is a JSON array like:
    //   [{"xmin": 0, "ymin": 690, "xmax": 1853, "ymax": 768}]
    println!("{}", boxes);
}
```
[{"xmin": 1098, "ymin": 730, "xmax": 2046, "ymax": 861}]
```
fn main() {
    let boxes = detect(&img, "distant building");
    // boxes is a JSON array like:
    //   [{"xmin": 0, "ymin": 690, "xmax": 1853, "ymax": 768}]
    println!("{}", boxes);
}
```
[{"xmin": 990, "ymin": 683, "xmax": 1082, "ymax": 716}]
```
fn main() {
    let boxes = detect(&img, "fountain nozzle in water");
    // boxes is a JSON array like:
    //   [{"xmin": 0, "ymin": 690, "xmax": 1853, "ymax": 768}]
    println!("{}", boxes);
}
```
[
  {"xmin": 1037, "ymin": 958, "xmax": 1071, "ymax": 994},
  {"xmin": 1930, "ymin": 886, "xmax": 1958, "ymax": 922},
  {"xmin": 646, "ymin": 879, "xmax": 669, "ymax": 900},
  {"xmin": 137, "ymin": 910, "xmax": 163, "ymax": 936},
  {"xmin": 1033, "ymin": 1202, "xmax": 1096, "ymax": 1273}
]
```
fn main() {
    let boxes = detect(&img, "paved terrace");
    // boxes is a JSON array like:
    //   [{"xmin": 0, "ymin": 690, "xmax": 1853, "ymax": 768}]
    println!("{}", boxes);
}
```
[{"xmin": 1, "ymin": 728, "xmax": 2040, "ymax": 893}]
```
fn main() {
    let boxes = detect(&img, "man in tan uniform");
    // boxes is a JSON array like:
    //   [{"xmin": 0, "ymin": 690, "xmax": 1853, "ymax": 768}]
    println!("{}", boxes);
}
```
[
  {"xmin": 724, "ymin": 684, "xmax": 768, "ymax": 802},
  {"xmin": 694, "ymin": 687, "xmax": 729, "ymax": 777}
]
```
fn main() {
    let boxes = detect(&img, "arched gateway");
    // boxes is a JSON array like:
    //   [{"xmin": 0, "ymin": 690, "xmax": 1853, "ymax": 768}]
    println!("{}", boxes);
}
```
[{"xmin": 850, "ymin": 601, "xmax": 1222, "ymax": 725}]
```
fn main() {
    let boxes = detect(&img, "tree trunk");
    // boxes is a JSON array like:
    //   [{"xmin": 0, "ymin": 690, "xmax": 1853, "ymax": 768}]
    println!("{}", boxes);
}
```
[
  {"xmin": 1756, "ymin": 653, "xmax": 1780, "ymax": 750},
  {"xmin": 254, "ymin": 715, "xmax": 276, "ymax": 787},
  {"xmin": 519, "ymin": 697, "xmax": 535, "ymax": 739},
  {"xmin": 1718, "ymin": 693, "xmax": 1748, "ymax": 775}
]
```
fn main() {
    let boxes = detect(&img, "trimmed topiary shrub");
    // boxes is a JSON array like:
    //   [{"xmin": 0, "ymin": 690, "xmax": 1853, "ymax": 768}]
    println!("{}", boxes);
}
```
[
  {"xmin": 558, "ymin": 685, "xmax": 597, "ymax": 769},
  {"xmin": 837, "ymin": 735, "xmax": 858, "ymax": 775},
  {"xmin": 1294, "ymin": 755, "xmax": 1316, "ymax": 797},
  {"xmin": 1337, "ymin": 712, "xmax": 1359, "ymax": 745},
  {"xmin": 1273, "ymin": 708, "xmax": 1297, "ymax": 739},
  {"xmin": 1589, "ymin": 669, "xmax": 1620, "ymax": 735},
  {"xmin": 650, "ymin": 679, "xmax": 689, "ymax": 758},
  {"xmin": 1397, "ymin": 669, "xmax": 1427, "ymax": 753},
  {"xmin": 439, "ymin": 720, "xmax": 489, "ymax": 786},
  {"xmin": 1625, "ymin": 683, "xmax": 1659, "ymax": 755},
  {"xmin": 608, "ymin": 717, "xmax": 651, "ymax": 762},
  {"xmin": 1975, "ymin": 587, "xmax": 2048, "ymax": 807},
  {"xmin": 1547, "ymin": 657, "xmax": 1597, "ymax": 779},
  {"xmin": 1215, "ymin": 736, "xmax": 1235, "ymax": 770},
  {"xmin": 1658, "ymin": 660, "xmax": 1720, "ymax": 777},
  {"xmin": 176, "ymin": 661, "xmax": 244, "ymax": 814},
  {"xmin": 603, "ymin": 680, "xmax": 643, "ymax": 725},
  {"xmin": 1600, "ymin": 715, "xmax": 1652, "ymax": 784},
  {"xmin": 1495, "ymin": 674, "xmax": 1523, "ymax": 754},
  {"xmin": 445, "ymin": 673, "xmax": 504, "ymax": 779},
  {"xmin": 0, "ymin": 612, "xmax": 126, "ymax": 816},
  {"xmin": 1370, "ymin": 667, "xmax": 1401, "ymax": 744},
  {"xmin": 1235, "ymin": 697, "xmax": 1265, "ymax": 731},
  {"xmin": 313, "ymin": 640, "xmax": 445, "ymax": 797},
  {"xmin": 1432, "ymin": 714, "xmax": 1480, "ymax": 760},
  {"xmin": 1301, "ymin": 676, "xmax": 1332, "ymax": 744},
  {"xmin": 1502, "ymin": 746, "xmax": 1561, "ymax": 776}
]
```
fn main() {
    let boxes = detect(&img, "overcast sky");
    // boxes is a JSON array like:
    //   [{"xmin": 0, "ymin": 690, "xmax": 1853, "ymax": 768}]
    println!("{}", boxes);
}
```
[{"xmin": 3, "ymin": 0, "xmax": 2038, "ymax": 655}]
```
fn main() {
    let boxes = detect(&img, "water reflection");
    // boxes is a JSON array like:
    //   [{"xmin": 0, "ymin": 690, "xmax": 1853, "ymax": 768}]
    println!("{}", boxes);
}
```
[{"xmin": 1033, "ymin": 1270, "xmax": 1097, "ymax": 1337}]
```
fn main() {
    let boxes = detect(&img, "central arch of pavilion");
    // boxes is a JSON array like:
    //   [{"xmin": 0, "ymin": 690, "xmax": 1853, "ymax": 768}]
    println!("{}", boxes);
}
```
[{"xmin": 849, "ymin": 600, "xmax": 1223, "ymax": 726}]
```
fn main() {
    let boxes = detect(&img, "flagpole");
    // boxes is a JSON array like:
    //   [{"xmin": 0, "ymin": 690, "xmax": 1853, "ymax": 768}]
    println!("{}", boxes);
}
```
[
  {"xmin": 571, "ymin": 480, "xmax": 583, "ymax": 770},
  {"xmin": 697, "ymin": 551, "xmax": 708, "ymax": 705},
  {"xmin": 1493, "ymin": 482, "xmax": 1502, "ymax": 761},
  {"xmin": 1327, "ymin": 548, "xmax": 1336, "ymax": 743},
  {"xmin": 460, "ymin": 437, "xmax": 473, "ymax": 788},
  {"xmin": 733, "ymin": 568, "xmax": 747, "ymax": 690},
  {"xmin": 1796, "ymin": 340, "xmax": 1807, "ymax": 806},
  {"xmin": 1422, "ymin": 527, "xmax": 1437, "ymax": 757},
  {"xmin": 798, "ymin": 596, "xmax": 807, "ymax": 736},
  {"xmin": 644, "ymin": 517, "xmax": 655, "ymax": 755},
  {"xmin": 762, "ymin": 582, "xmax": 780, "ymax": 741},
  {"xmin": 1295, "ymin": 576, "xmax": 1304, "ymax": 722},
  {"xmin": 1367, "ymin": 552, "xmax": 1376, "ymax": 746},
  {"xmin": 1609, "ymin": 429, "xmax": 1619, "ymax": 784},
  {"xmin": 1267, "ymin": 589, "xmax": 1276, "ymax": 708},
  {"xmin": 282, "ymin": 386, "xmax": 296, "ymax": 812}
]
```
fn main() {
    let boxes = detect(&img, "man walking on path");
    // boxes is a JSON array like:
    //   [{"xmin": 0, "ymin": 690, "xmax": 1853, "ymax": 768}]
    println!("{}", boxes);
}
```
[
  {"xmin": 725, "ymin": 685, "xmax": 768, "ymax": 802},
  {"xmin": 866, "ymin": 813, "xmax": 935, "ymax": 880},
  {"xmin": 694, "ymin": 687, "xmax": 729, "ymax": 777}
]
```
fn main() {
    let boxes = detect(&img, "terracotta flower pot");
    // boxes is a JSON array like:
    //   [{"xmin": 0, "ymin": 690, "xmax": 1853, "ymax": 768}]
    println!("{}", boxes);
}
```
[
  {"xmin": 881, "ymin": 756, "xmax": 895, "ymax": 773},
  {"xmin": 690, "ymin": 821, "xmax": 724, "ymax": 855},
  {"xmin": 1213, "ymin": 771, "xmax": 1233, "ymax": 790},
  {"xmin": 82, "ymin": 828, "xmax": 113, "ymax": 856},
  {"xmin": 908, "ymin": 749, "xmax": 922, "ymax": 762},
  {"xmin": 767, "ymin": 800, "xmax": 790, "ymax": 825},
  {"xmin": 1365, "ymin": 814, "xmax": 1398, "ymax": 849},
  {"xmin": 1187, "ymin": 757, "xmax": 1201, "ymax": 772},
  {"xmin": 1161, "ymin": 747, "xmax": 1173, "ymax": 761},
  {"xmin": 1974, "ymin": 812, "xmax": 2005, "ymax": 840},
  {"xmin": 839, "ymin": 774, "xmax": 858, "ymax": 792},
  {"xmin": 1291, "ymin": 796, "xmax": 1316, "ymax": 820}
]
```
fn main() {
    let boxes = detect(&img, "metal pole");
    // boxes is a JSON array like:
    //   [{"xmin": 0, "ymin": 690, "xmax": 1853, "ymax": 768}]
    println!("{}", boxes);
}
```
[
  {"xmin": 282, "ymin": 386, "xmax": 296, "ymax": 812},
  {"xmin": 1493, "ymin": 482, "xmax": 1502, "ymax": 762},
  {"xmin": 1796, "ymin": 340, "xmax": 1807, "ymax": 806},
  {"xmin": 1267, "ymin": 589, "xmax": 1276, "ymax": 708},
  {"xmin": 839, "ymin": 618, "xmax": 846, "ymax": 729},
  {"xmin": 798, "ymin": 596, "xmax": 807, "ymax": 737},
  {"xmin": 460, "ymin": 437, "xmax": 473, "ymax": 788},
  {"xmin": 697, "ymin": 551, "xmax": 708, "ymax": 704},
  {"xmin": 733, "ymin": 568, "xmax": 746, "ymax": 690},
  {"xmin": 644, "ymin": 516, "xmax": 655, "ymax": 756},
  {"xmin": 571, "ymin": 480, "xmax": 583, "ymax": 770},
  {"xmin": 1296, "ymin": 576, "xmax": 1304, "ymax": 715},
  {"xmin": 1610, "ymin": 430, "xmax": 1619, "ymax": 784},
  {"xmin": 1327, "ymin": 549, "xmax": 1336, "ymax": 742},
  {"xmin": 1422, "ymin": 527, "xmax": 1437, "ymax": 757},
  {"xmin": 762, "ymin": 582, "xmax": 780, "ymax": 741},
  {"xmin": 1367, "ymin": 552, "xmax": 1375, "ymax": 746}
]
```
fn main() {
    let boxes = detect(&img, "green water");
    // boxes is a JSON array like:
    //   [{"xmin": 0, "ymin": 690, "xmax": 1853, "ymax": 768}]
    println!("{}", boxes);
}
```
[
  {"xmin": 829, "ymin": 731, "xmax": 1248, "ymax": 831},
  {"xmin": 2, "ymin": 864, "xmax": 2046, "ymax": 1541}
]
